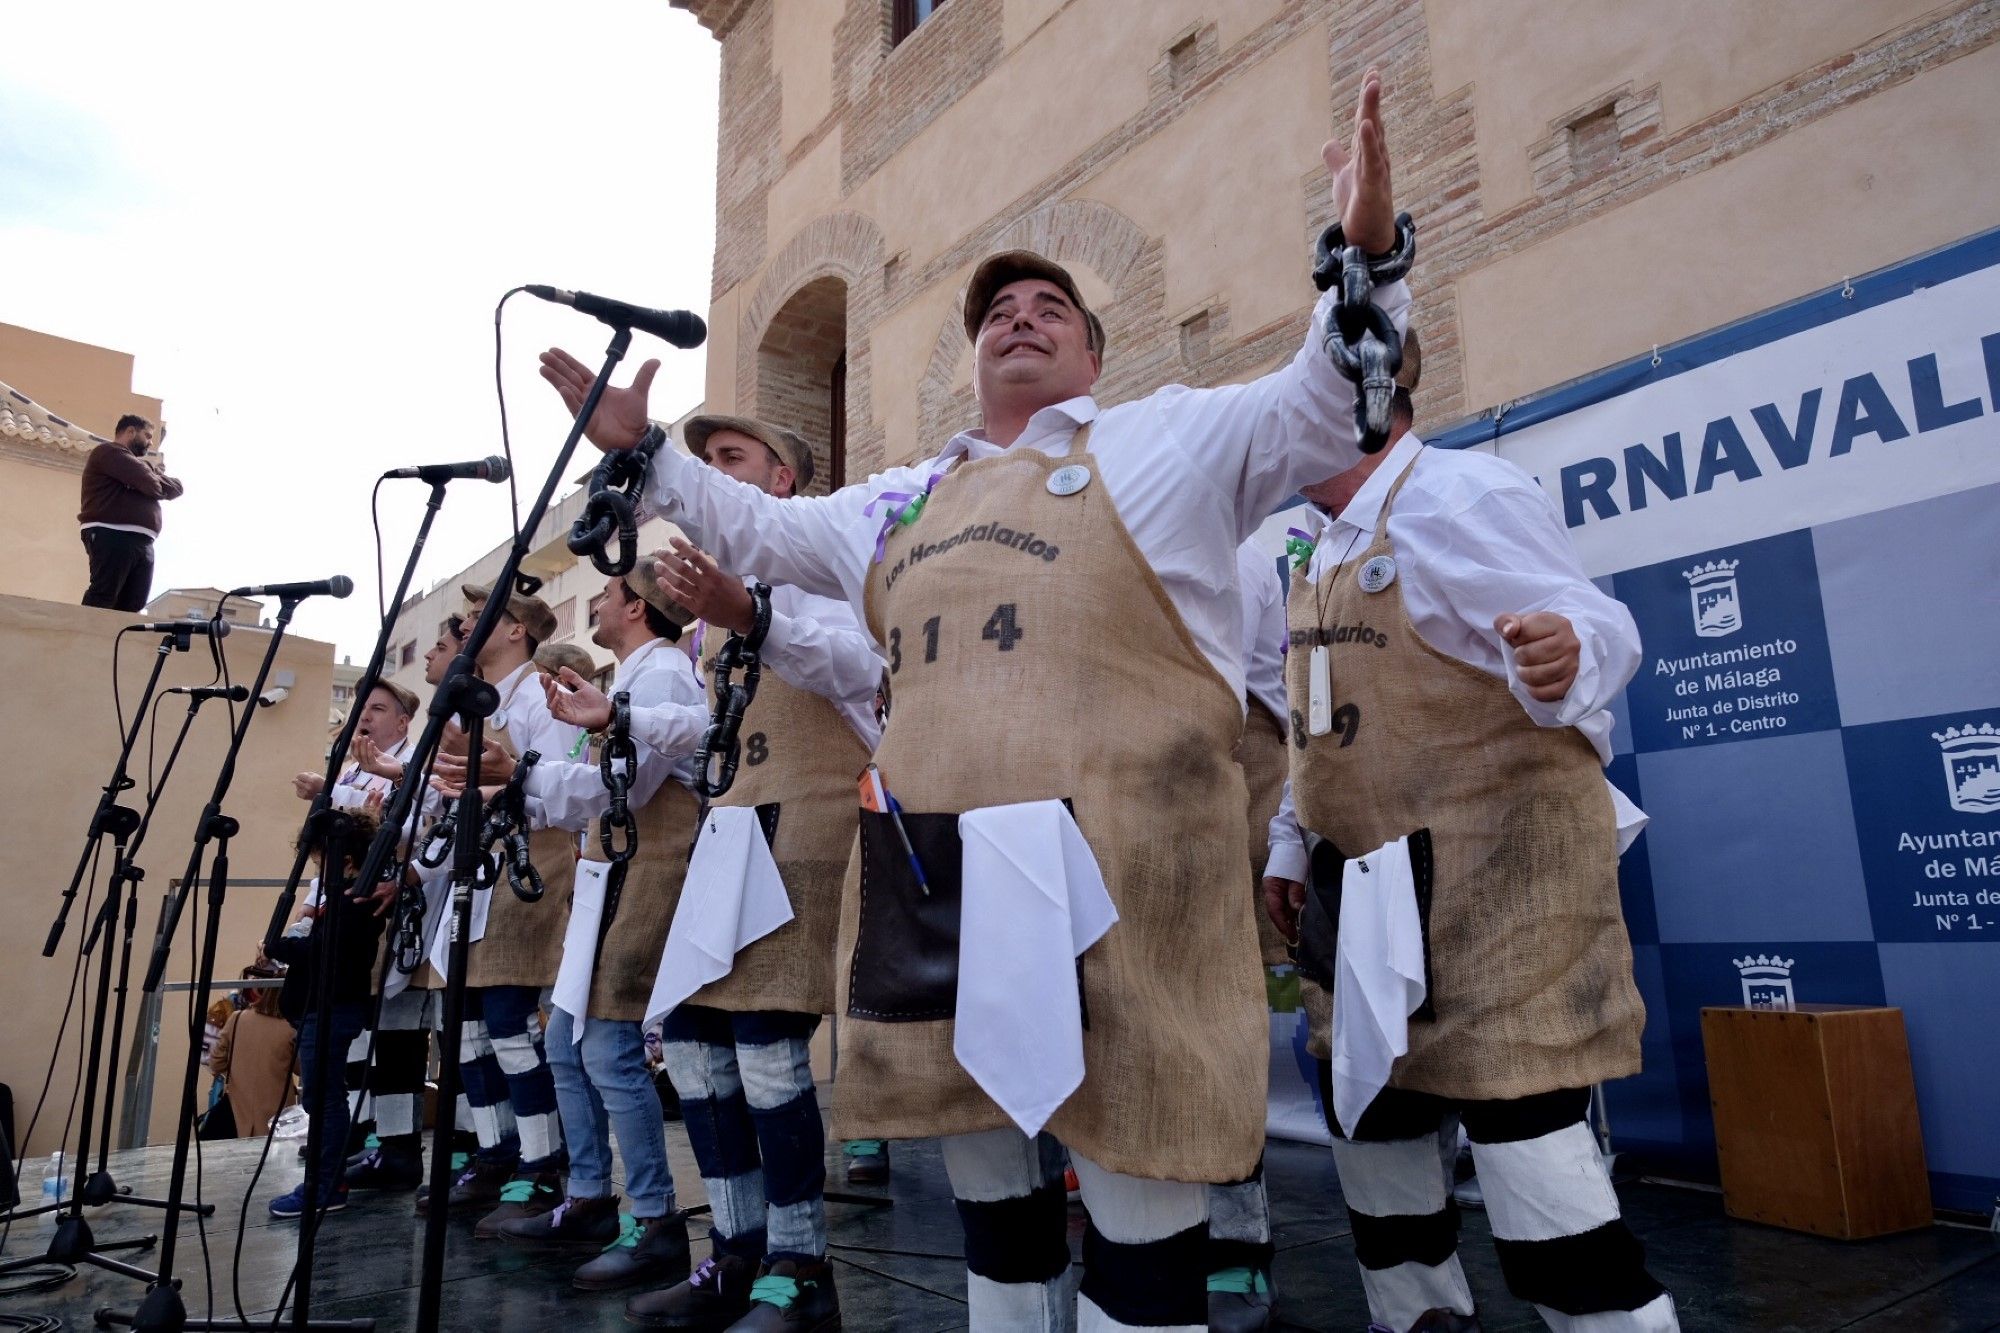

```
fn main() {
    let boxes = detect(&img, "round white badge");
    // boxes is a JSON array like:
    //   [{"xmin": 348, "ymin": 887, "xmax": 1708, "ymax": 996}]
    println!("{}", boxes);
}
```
[
  {"xmin": 1357, "ymin": 554, "xmax": 1397, "ymax": 593},
  {"xmin": 1046, "ymin": 464, "xmax": 1091, "ymax": 497}
]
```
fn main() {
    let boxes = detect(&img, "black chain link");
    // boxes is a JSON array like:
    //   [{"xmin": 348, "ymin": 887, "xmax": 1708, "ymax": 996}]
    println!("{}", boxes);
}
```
[
  {"xmin": 597, "ymin": 692, "xmax": 639, "ymax": 864},
  {"xmin": 478, "ymin": 748, "xmax": 544, "ymax": 902},
  {"xmin": 1312, "ymin": 211, "xmax": 1417, "ymax": 455},
  {"xmin": 567, "ymin": 423, "xmax": 665, "ymax": 576},
  {"xmin": 694, "ymin": 583, "xmax": 773, "ymax": 800}
]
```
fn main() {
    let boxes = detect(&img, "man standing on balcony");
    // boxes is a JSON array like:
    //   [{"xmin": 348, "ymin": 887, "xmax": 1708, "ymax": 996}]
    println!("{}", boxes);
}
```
[{"xmin": 79, "ymin": 413, "xmax": 182, "ymax": 612}]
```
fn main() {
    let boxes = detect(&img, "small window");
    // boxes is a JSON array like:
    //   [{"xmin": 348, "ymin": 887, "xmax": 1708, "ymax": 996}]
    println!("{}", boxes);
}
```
[
  {"xmin": 399, "ymin": 642, "xmax": 416, "ymax": 668},
  {"xmin": 892, "ymin": 0, "xmax": 946, "ymax": 45},
  {"xmin": 553, "ymin": 597, "xmax": 576, "ymax": 639}
]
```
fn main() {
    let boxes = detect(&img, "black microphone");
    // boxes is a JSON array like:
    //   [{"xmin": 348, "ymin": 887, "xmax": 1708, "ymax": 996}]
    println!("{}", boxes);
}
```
[
  {"xmin": 226, "ymin": 576, "xmax": 355, "ymax": 600},
  {"xmin": 383, "ymin": 456, "xmax": 511, "ymax": 484},
  {"xmin": 525, "ymin": 285, "xmax": 707, "ymax": 349},
  {"xmin": 167, "ymin": 685, "xmax": 251, "ymax": 702},
  {"xmin": 129, "ymin": 619, "xmax": 232, "ymax": 638}
]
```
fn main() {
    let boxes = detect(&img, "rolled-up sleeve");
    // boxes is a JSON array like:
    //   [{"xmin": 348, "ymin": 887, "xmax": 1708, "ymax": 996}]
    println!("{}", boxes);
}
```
[{"xmin": 1264, "ymin": 779, "xmax": 1309, "ymax": 885}]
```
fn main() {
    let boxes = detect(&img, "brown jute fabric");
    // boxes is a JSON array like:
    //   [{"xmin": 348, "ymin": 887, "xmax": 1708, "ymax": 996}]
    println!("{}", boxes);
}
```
[
  {"xmin": 581, "ymin": 777, "xmax": 703, "ymax": 1021},
  {"xmin": 1283, "ymin": 452, "xmax": 1644, "ymax": 1099},
  {"xmin": 691, "ymin": 623, "xmax": 871, "ymax": 1013},
  {"xmin": 1238, "ymin": 697, "xmax": 1292, "ymax": 966},
  {"xmin": 840, "ymin": 425, "xmax": 1268, "ymax": 1184},
  {"xmin": 465, "ymin": 676, "xmax": 576, "ymax": 990}
]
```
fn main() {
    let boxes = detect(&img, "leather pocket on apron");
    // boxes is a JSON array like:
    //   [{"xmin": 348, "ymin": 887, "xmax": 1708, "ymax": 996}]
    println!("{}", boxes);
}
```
[
  {"xmin": 690, "ymin": 802, "xmax": 780, "ymax": 860},
  {"xmin": 1295, "ymin": 827, "xmax": 1437, "ymax": 1022},
  {"xmin": 848, "ymin": 808, "xmax": 963, "ymax": 1022}
]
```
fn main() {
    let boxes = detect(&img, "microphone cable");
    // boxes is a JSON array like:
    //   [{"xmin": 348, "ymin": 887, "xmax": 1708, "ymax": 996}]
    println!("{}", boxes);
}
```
[{"xmin": 495, "ymin": 287, "xmax": 527, "ymax": 546}]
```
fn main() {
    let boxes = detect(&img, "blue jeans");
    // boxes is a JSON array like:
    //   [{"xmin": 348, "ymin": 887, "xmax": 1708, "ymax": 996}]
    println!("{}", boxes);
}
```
[
  {"xmin": 661, "ymin": 1006, "xmax": 825, "ymax": 1262},
  {"xmin": 546, "ymin": 1007, "xmax": 675, "ymax": 1217},
  {"xmin": 298, "ymin": 1001, "xmax": 370, "ymax": 1198}
]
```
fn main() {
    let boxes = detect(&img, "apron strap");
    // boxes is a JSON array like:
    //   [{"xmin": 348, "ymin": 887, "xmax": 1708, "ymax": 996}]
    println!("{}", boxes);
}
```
[
  {"xmin": 1061, "ymin": 421, "xmax": 1095, "ymax": 458},
  {"xmin": 1369, "ymin": 445, "xmax": 1424, "ymax": 544}
]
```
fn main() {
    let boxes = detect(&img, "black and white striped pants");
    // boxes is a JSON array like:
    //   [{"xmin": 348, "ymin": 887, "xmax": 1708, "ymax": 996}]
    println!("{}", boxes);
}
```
[
  {"xmin": 1318, "ymin": 1070, "xmax": 1677, "ymax": 1331},
  {"xmin": 945, "ymin": 1127, "xmax": 1210, "ymax": 1331}
]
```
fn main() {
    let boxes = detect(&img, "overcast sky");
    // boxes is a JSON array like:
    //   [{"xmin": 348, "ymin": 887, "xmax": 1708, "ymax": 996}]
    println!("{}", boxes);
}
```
[{"xmin": 3, "ymin": 1, "xmax": 720, "ymax": 661}]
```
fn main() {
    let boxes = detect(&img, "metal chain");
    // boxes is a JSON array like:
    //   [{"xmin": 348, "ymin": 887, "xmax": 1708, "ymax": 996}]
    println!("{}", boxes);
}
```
[
  {"xmin": 476, "ymin": 748, "xmax": 545, "ymax": 902},
  {"xmin": 567, "ymin": 423, "xmax": 665, "ymax": 576},
  {"xmin": 1311, "ymin": 211, "xmax": 1417, "ymax": 455},
  {"xmin": 597, "ymin": 692, "xmax": 639, "ymax": 864},
  {"xmin": 694, "ymin": 582, "xmax": 774, "ymax": 800}
]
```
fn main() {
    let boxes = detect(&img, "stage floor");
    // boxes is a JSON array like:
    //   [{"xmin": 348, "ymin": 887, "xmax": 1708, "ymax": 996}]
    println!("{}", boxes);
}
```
[{"xmin": 5, "ymin": 1126, "xmax": 1997, "ymax": 1330}]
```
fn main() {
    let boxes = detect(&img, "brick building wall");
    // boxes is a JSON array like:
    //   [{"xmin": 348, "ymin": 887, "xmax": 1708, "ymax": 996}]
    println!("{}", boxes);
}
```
[{"xmin": 675, "ymin": 0, "xmax": 2000, "ymax": 480}]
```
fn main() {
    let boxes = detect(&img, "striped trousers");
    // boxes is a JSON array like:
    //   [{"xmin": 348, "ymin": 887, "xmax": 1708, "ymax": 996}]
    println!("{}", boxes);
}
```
[
  {"xmin": 661, "ymin": 1006, "xmax": 826, "ymax": 1262},
  {"xmin": 345, "ymin": 989, "xmax": 518, "ymax": 1148},
  {"xmin": 1318, "ymin": 1070, "xmax": 1677, "ymax": 1332},
  {"xmin": 945, "ymin": 1128, "xmax": 1209, "ymax": 1332},
  {"xmin": 462, "ymin": 985, "xmax": 561, "ymax": 1164}
]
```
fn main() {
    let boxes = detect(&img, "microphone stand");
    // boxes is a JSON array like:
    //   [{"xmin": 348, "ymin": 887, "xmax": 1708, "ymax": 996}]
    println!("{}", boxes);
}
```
[
  {"xmin": 102, "ymin": 596, "xmax": 370, "ymax": 1333},
  {"xmin": 0, "ymin": 640, "xmax": 219, "ymax": 1287}
]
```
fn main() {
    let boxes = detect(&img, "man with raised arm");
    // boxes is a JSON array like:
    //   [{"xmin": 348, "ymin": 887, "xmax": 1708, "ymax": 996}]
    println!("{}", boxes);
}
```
[{"xmin": 542, "ymin": 72, "xmax": 1406, "ymax": 1333}]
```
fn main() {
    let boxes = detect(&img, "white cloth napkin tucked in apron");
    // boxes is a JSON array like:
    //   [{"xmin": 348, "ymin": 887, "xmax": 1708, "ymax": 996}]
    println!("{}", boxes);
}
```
[
  {"xmin": 552, "ymin": 860, "xmax": 610, "ymax": 1039},
  {"xmin": 954, "ymin": 800, "xmax": 1119, "ymax": 1138},
  {"xmin": 645, "ymin": 805, "xmax": 795, "ymax": 1029},
  {"xmin": 425, "ymin": 877, "xmax": 495, "ymax": 983},
  {"xmin": 1330, "ymin": 834, "xmax": 1429, "ymax": 1138}
]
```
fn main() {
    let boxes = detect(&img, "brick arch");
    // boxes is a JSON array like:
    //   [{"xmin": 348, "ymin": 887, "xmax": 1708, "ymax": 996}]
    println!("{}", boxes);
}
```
[
  {"xmin": 917, "ymin": 198, "xmax": 1163, "ymax": 447},
  {"xmin": 738, "ymin": 211, "xmax": 888, "ymax": 475}
]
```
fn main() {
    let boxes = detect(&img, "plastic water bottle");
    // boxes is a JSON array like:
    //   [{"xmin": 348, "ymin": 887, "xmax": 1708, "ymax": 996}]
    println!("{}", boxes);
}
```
[{"xmin": 41, "ymin": 1150, "xmax": 69, "ymax": 1207}]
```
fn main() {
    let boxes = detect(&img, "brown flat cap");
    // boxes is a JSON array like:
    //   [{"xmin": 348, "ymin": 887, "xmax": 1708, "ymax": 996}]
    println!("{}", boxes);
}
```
[
  {"xmin": 368, "ymin": 680, "xmax": 420, "ymax": 717},
  {"xmin": 622, "ymin": 559, "xmax": 695, "ymax": 639},
  {"xmin": 963, "ymin": 249, "xmax": 1106, "ymax": 353},
  {"xmin": 685, "ymin": 415, "xmax": 816, "ymax": 494},
  {"xmin": 461, "ymin": 582, "xmax": 558, "ymax": 644},
  {"xmin": 534, "ymin": 641, "xmax": 598, "ymax": 679}
]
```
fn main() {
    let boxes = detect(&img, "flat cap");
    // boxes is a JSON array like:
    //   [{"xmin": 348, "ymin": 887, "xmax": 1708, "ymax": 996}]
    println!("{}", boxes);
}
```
[{"xmin": 963, "ymin": 249, "xmax": 1105, "ymax": 353}]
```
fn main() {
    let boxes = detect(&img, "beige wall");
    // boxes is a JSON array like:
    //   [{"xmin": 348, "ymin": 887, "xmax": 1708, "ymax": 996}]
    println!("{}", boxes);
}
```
[
  {"xmin": 0, "ymin": 322, "xmax": 163, "ymax": 440},
  {"xmin": 695, "ymin": 0, "xmax": 2000, "ymax": 468},
  {"xmin": 0, "ymin": 595, "xmax": 335, "ymax": 1155},
  {"xmin": 0, "ymin": 457, "xmax": 90, "ymax": 603}
]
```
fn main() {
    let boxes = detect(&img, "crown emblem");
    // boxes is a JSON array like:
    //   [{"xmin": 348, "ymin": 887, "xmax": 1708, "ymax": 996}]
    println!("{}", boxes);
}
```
[
  {"xmin": 1683, "ymin": 559, "xmax": 1740, "ymax": 587},
  {"xmin": 1934, "ymin": 721, "xmax": 2000, "ymax": 815},
  {"xmin": 1734, "ymin": 953, "xmax": 1797, "ymax": 1010}
]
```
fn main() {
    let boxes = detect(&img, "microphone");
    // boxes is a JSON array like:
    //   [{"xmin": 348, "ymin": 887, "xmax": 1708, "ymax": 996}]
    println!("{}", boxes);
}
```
[
  {"xmin": 226, "ymin": 576, "xmax": 355, "ymax": 600},
  {"xmin": 525, "ymin": 286, "xmax": 707, "ymax": 349},
  {"xmin": 167, "ymin": 685, "xmax": 251, "ymax": 702},
  {"xmin": 383, "ymin": 456, "xmax": 511, "ymax": 484},
  {"xmin": 129, "ymin": 619, "xmax": 232, "ymax": 638}
]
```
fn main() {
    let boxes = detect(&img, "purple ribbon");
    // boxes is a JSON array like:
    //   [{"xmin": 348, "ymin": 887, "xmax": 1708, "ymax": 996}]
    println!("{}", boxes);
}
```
[{"xmin": 864, "ymin": 473, "xmax": 942, "ymax": 564}]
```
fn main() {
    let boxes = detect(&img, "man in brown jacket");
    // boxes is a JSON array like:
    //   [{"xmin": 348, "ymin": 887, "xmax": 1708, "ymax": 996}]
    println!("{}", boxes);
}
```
[{"xmin": 78, "ymin": 413, "xmax": 184, "ymax": 612}]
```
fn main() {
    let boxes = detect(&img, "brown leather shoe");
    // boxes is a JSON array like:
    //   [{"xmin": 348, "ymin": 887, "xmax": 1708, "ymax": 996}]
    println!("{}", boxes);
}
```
[
  {"xmin": 724, "ymin": 1258, "xmax": 839, "ymax": 1331},
  {"xmin": 498, "ymin": 1194, "xmax": 622, "ymax": 1249},
  {"xmin": 626, "ymin": 1252, "xmax": 757, "ymax": 1329},
  {"xmin": 473, "ymin": 1166, "xmax": 564, "ymax": 1238}
]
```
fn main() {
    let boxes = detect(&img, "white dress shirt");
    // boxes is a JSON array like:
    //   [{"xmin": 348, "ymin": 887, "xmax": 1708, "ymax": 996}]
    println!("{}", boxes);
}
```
[
  {"xmin": 1264, "ymin": 435, "xmax": 1646, "ymax": 883},
  {"xmin": 1236, "ymin": 538, "xmax": 1289, "ymax": 721},
  {"xmin": 522, "ymin": 638, "xmax": 702, "ymax": 835},
  {"xmin": 640, "ymin": 283, "xmax": 1411, "ymax": 698}
]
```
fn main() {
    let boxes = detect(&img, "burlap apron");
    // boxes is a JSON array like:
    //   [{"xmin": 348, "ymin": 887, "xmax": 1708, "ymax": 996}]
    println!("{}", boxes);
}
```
[
  {"xmin": 464, "ymin": 682, "xmax": 577, "ymax": 991},
  {"xmin": 691, "ymin": 624, "xmax": 871, "ymax": 1014},
  {"xmin": 581, "ymin": 776, "xmax": 702, "ymax": 1021},
  {"xmin": 1238, "ymin": 698, "xmax": 1291, "ymax": 966},
  {"xmin": 836, "ymin": 425, "xmax": 1267, "ymax": 1184},
  {"xmin": 1283, "ymin": 456, "xmax": 1643, "ymax": 1098}
]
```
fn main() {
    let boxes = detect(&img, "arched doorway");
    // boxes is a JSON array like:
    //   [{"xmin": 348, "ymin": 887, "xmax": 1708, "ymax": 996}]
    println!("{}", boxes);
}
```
[{"xmin": 754, "ymin": 276, "xmax": 847, "ymax": 494}]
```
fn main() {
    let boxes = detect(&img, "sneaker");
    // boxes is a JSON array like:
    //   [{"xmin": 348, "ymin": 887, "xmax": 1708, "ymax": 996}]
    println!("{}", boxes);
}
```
[
  {"xmin": 841, "ymin": 1140, "xmax": 888, "ymax": 1186},
  {"xmin": 345, "ymin": 1147, "xmax": 424, "ymax": 1193},
  {"xmin": 415, "ymin": 1154, "xmax": 512, "ymax": 1216},
  {"xmin": 499, "ymin": 1193, "xmax": 622, "ymax": 1249},
  {"xmin": 574, "ymin": 1211, "xmax": 692, "ymax": 1292},
  {"xmin": 724, "ymin": 1259, "xmax": 839, "ymax": 1332},
  {"xmin": 626, "ymin": 1251, "xmax": 757, "ymax": 1329},
  {"xmin": 1206, "ymin": 1267, "xmax": 1275, "ymax": 1332},
  {"xmin": 475, "ymin": 1166, "xmax": 565, "ymax": 1239},
  {"xmin": 269, "ymin": 1182, "xmax": 349, "ymax": 1219}
]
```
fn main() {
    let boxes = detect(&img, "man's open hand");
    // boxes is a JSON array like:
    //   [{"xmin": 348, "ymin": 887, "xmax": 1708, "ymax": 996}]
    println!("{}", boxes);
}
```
[
  {"xmin": 654, "ymin": 539, "xmax": 752, "ymax": 633},
  {"xmin": 539, "ymin": 348, "xmax": 658, "ymax": 451},
  {"xmin": 545, "ymin": 668, "xmax": 613, "ymax": 732},
  {"xmin": 1324, "ymin": 68, "xmax": 1395, "ymax": 254},
  {"xmin": 1496, "ymin": 611, "xmax": 1581, "ymax": 703}
]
